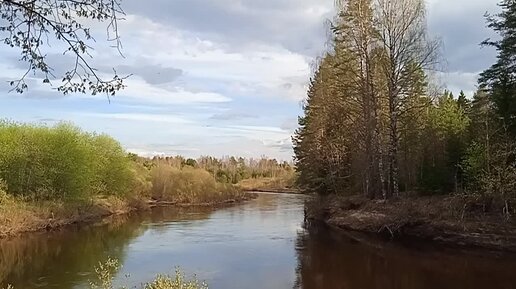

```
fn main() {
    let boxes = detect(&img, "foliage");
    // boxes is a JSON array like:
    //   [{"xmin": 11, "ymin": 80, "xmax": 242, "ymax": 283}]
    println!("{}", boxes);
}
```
[
  {"xmin": 0, "ymin": 0, "xmax": 128, "ymax": 95},
  {"xmin": 472, "ymin": 133, "xmax": 516, "ymax": 217},
  {"xmin": 461, "ymin": 142, "xmax": 488, "ymax": 190},
  {"xmin": 0, "ymin": 121, "xmax": 134, "ymax": 200},
  {"xmin": 150, "ymin": 164, "xmax": 243, "ymax": 204},
  {"xmin": 295, "ymin": 0, "xmax": 516, "ymax": 217},
  {"xmin": 479, "ymin": 0, "xmax": 516, "ymax": 136},
  {"xmin": 150, "ymin": 155, "xmax": 295, "ymax": 186},
  {"xmin": 294, "ymin": 0, "xmax": 439, "ymax": 198},
  {"xmin": 0, "ymin": 179, "xmax": 11, "ymax": 205},
  {"xmin": 237, "ymin": 176, "xmax": 297, "ymax": 192},
  {"xmin": 419, "ymin": 92, "xmax": 470, "ymax": 192},
  {"xmin": 475, "ymin": 0, "xmax": 516, "ymax": 212},
  {"xmin": 90, "ymin": 258, "xmax": 120, "ymax": 289},
  {"xmin": 89, "ymin": 258, "xmax": 208, "ymax": 289},
  {"xmin": 143, "ymin": 271, "xmax": 208, "ymax": 289}
]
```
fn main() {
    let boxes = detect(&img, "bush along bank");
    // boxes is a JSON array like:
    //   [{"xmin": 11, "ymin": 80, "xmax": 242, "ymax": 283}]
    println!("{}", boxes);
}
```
[{"xmin": 0, "ymin": 121, "xmax": 249, "ymax": 238}]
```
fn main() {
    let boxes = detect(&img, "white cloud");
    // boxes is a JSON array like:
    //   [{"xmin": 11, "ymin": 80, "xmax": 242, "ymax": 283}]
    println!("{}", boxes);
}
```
[
  {"xmin": 443, "ymin": 71, "xmax": 480, "ymax": 96},
  {"xmin": 116, "ymin": 77, "xmax": 232, "ymax": 104},
  {"xmin": 113, "ymin": 15, "xmax": 312, "ymax": 102},
  {"xmin": 82, "ymin": 112, "xmax": 193, "ymax": 124},
  {"xmin": 126, "ymin": 138, "xmax": 294, "ymax": 161}
]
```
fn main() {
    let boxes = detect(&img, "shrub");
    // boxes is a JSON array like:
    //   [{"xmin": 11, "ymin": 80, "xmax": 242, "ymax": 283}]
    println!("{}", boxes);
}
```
[
  {"xmin": 0, "ymin": 121, "xmax": 135, "ymax": 201},
  {"xmin": 150, "ymin": 164, "xmax": 242, "ymax": 204},
  {"xmin": 143, "ymin": 271, "xmax": 208, "ymax": 289},
  {"xmin": 89, "ymin": 258, "xmax": 208, "ymax": 289}
]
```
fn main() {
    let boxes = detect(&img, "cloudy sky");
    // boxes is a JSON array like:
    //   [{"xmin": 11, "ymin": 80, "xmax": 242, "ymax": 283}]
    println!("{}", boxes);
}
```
[{"xmin": 0, "ymin": 0, "xmax": 500, "ymax": 160}]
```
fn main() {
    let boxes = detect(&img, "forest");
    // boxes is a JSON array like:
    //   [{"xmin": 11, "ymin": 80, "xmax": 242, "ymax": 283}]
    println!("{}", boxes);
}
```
[{"xmin": 294, "ymin": 0, "xmax": 516, "ymax": 217}]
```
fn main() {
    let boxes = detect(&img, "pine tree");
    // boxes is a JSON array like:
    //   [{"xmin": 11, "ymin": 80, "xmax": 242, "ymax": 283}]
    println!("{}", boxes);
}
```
[
  {"xmin": 457, "ymin": 90, "xmax": 471, "ymax": 111},
  {"xmin": 479, "ymin": 0, "xmax": 516, "ymax": 136}
]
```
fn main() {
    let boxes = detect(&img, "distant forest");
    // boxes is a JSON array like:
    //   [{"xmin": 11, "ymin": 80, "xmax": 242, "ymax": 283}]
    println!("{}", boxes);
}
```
[{"xmin": 137, "ymin": 155, "xmax": 295, "ymax": 185}]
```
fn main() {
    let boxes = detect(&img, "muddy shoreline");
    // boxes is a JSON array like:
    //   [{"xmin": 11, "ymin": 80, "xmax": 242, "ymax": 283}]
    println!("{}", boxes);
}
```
[{"xmin": 306, "ymin": 195, "xmax": 516, "ymax": 252}]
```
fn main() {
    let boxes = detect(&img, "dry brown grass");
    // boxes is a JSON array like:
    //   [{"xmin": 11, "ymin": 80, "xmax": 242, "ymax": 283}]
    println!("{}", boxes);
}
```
[
  {"xmin": 150, "ymin": 165, "xmax": 245, "ymax": 204},
  {"xmin": 0, "ymin": 193, "xmax": 136, "ymax": 238},
  {"xmin": 237, "ymin": 176, "xmax": 297, "ymax": 193}
]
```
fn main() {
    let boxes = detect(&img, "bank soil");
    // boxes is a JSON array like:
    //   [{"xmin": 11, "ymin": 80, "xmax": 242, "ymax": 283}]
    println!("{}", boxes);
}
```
[{"xmin": 307, "ymin": 195, "xmax": 516, "ymax": 252}]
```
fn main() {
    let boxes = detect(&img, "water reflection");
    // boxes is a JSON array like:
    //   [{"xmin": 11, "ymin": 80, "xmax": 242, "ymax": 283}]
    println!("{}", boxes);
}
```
[
  {"xmin": 0, "ymin": 207, "xmax": 216, "ymax": 289},
  {"xmin": 2, "ymin": 194, "xmax": 516, "ymax": 289},
  {"xmin": 294, "ymin": 223, "xmax": 516, "ymax": 289}
]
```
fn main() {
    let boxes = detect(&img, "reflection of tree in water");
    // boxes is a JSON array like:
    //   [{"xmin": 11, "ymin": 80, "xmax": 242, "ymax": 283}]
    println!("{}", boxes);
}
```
[
  {"xmin": 146, "ymin": 206, "xmax": 217, "ymax": 234},
  {"xmin": 148, "ymin": 206, "xmax": 215, "ymax": 223},
  {"xmin": 0, "ymin": 215, "xmax": 143, "ymax": 288},
  {"xmin": 254, "ymin": 193, "xmax": 278, "ymax": 208},
  {"xmin": 0, "ymin": 206, "xmax": 216, "ymax": 289},
  {"xmin": 294, "ymin": 223, "xmax": 516, "ymax": 289}
]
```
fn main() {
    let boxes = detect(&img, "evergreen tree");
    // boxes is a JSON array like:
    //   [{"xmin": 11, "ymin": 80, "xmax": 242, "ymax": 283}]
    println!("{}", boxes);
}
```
[
  {"xmin": 457, "ymin": 90, "xmax": 471, "ymax": 111},
  {"xmin": 479, "ymin": 0, "xmax": 516, "ymax": 136}
]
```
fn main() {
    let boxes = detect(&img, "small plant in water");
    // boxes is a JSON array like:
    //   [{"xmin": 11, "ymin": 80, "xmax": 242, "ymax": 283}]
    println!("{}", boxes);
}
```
[
  {"xmin": 88, "ymin": 258, "xmax": 208, "ymax": 289},
  {"xmin": 144, "ymin": 270, "xmax": 208, "ymax": 289},
  {"xmin": 4, "ymin": 259, "xmax": 207, "ymax": 289},
  {"xmin": 90, "ymin": 258, "xmax": 121, "ymax": 289}
]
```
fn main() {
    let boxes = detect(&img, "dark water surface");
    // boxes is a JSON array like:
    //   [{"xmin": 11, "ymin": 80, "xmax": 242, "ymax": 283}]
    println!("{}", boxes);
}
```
[{"xmin": 1, "ymin": 193, "xmax": 516, "ymax": 289}]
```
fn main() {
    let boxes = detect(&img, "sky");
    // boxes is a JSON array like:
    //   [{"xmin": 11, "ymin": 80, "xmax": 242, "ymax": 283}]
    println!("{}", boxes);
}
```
[{"xmin": 0, "ymin": 0, "xmax": 501, "ymax": 160}]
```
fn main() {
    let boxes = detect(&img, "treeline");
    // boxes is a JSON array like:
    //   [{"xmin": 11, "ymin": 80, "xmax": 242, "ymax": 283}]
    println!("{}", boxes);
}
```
[
  {"xmin": 0, "ymin": 120, "xmax": 293, "ymax": 205},
  {"xmin": 139, "ymin": 155, "xmax": 295, "ymax": 185},
  {"xmin": 294, "ymin": 0, "xmax": 516, "ymax": 207}
]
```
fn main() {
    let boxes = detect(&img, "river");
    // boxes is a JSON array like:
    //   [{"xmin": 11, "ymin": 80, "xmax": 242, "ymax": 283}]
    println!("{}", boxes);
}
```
[{"xmin": 1, "ymin": 193, "xmax": 516, "ymax": 289}]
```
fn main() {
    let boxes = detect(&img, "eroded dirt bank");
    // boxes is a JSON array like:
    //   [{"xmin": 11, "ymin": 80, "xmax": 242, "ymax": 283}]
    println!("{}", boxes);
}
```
[{"xmin": 306, "ymin": 194, "xmax": 516, "ymax": 252}]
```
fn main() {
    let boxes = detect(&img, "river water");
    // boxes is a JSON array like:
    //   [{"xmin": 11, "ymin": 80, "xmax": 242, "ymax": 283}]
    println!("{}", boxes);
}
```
[{"xmin": 1, "ymin": 193, "xmax": 516, "ymax": 289}]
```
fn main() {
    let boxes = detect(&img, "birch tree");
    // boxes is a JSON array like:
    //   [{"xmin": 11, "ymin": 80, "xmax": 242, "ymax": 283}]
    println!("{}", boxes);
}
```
[{"xmin": 374, "ymin": 0, "xmax": 440, "ymax": 197}]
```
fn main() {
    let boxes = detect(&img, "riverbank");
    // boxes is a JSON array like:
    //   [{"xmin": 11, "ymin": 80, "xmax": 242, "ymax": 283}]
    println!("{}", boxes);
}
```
[
  {"xmin": 0, "ymin": 122, "xmax": 270, "ymax": 239},
  {"xmin": 0, "ymin": 193, "xmax": 255, "ymax": 238},
  {"xmin": 246, "ymin": 188, "xmax": 300, "ymax": 194},
  {"xmin": 306, "ymin": 194, "xmax": 516, "ymax": 252}
]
